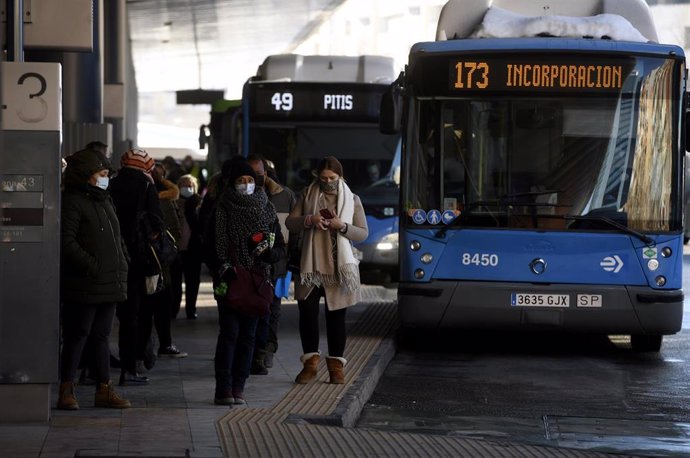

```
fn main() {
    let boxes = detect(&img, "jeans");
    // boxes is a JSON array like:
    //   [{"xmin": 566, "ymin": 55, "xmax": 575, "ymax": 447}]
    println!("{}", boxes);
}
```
[{"xmin": 214, "ymin": 302, "xmax": 259, "ymax": 395}]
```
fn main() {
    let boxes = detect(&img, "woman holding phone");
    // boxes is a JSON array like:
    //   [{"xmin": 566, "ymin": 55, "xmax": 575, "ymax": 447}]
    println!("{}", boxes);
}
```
[{"xmin": 285, "ymin": 156, "xmax": 368, "ymax": 384}]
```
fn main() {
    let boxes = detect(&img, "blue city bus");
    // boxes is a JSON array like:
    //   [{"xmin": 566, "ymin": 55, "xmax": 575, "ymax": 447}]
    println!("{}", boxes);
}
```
[
  {"xmin": 241, "ymin": 54, "xmax": 400, "ymax": 278},
  {"xmin": 384, "ymin": 24, "xmax": 687, "ymax": 351}
]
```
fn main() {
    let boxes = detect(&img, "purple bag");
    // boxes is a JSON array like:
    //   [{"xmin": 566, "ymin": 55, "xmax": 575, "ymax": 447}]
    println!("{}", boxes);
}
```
[{"xmin": 219, "ymin": 265, "xmax": 273, "ymax": 318}]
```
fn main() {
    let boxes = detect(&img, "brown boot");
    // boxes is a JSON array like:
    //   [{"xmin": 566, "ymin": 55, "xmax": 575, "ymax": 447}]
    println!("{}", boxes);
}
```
[
  {"xmin": 295, "ymin": 352, "xmax": 320, "ymax": 384},
  {"xmin": 57, "ymin": 381, "xmax": 79, "ymax": 410},
  {"xmin": 326, "ymin": 356, "xmax": 347, "ymax": 384},
  {"xmin": 95, "ymin": 381, "xmax": 131, "ymax": 409}
]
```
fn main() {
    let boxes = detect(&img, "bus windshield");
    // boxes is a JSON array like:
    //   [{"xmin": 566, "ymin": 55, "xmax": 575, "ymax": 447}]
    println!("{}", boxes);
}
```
[{"xmin": 403, "ymin": 55, "xmax": 683, "ymax": 233}]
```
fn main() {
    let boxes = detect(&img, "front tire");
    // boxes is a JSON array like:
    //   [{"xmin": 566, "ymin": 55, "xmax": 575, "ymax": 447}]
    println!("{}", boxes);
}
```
[{"xmin": 631, "ymin": 334, "xmax": 662, "ymax": 352}]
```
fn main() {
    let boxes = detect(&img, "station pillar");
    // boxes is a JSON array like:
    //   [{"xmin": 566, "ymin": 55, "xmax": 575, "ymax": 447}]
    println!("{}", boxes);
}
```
[{"xmin": 0, "ymin": 62, "xmax": 62, "ymax": 423}]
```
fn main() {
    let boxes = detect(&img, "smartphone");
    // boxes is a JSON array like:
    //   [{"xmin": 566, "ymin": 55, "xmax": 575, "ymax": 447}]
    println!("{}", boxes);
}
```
[{"xmin": 319, "ymin": 208, "xmax": 335, "ymax": 219}]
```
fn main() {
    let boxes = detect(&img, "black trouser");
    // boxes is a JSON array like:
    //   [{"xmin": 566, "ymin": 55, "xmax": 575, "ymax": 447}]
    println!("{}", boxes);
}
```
[
  {"xmin": 117, "ymin": 269, "xmax": 143, "ymax": 374},
  {"xmin": 298, "ymin": 287, "xmax": 346, "ymax": 357},
  {"xmin": 180, "ymin": 250, "xmax": 202, "ymax": 318},
  {"xmin": 169, "ymin": 255, "xmax": 183, "ymax": 318},
  {"xmin": 138, "ymin": 286, "xmax": 173, "ymax": 356},
  {"xmin": 255, "ymin": 295, "xmax": 282, "ymax": 354},
  {"xmin": 61, "ymin": 301, "xmax": 116, "ymax": 384}
]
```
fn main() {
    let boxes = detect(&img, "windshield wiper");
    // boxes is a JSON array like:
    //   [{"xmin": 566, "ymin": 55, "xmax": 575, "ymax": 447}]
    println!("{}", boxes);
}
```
[{"xmin": 564, "ymin": 214, "xmax": 654, "ymax": 245}]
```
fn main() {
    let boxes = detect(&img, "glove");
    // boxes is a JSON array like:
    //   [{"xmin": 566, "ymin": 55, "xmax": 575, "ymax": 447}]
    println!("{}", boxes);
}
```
[
  {"xmin": 251, "ymin": 239, "xmax": 270, "ymax": 257},
  {"xmin": 219, "ymin": 263, "xmax": 236, "ymax": 282},
  {"xmin": 214, "ymin": 281, "xmax": 228, "ymax": 298}
]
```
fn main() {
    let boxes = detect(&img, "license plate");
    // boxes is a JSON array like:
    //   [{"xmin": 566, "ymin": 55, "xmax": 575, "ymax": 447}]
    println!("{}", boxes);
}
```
[{"xmin": 511, "ymin": 293, "xmax": 569, "ymax": 307}]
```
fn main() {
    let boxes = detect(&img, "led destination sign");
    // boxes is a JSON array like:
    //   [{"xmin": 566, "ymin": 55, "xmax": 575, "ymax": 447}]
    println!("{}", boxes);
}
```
[
  {"xmin": 249, "ymin": 82, "xmax": 388, "ymax": 123},
  {"xmin": 442, "ymin": 55, "xmax": 634, "ymax": 94}
]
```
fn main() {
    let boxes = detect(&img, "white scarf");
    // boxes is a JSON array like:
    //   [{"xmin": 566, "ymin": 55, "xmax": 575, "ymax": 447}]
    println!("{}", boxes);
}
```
[{"xmin": 300, "ymin": 179, "xmax": 360, "ymax": 292}]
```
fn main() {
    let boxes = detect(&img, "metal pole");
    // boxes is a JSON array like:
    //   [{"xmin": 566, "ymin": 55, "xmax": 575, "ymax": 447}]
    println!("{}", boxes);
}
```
[{"xmin": 7, "ymin": 0, "xmax": 25, "ymax": 62}]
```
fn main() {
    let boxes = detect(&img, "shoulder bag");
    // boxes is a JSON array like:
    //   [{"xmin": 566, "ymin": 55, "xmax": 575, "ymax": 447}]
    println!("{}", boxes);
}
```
[{"xmin": 217, "ymin": 250, "xmax": 273, "ymax": 318}]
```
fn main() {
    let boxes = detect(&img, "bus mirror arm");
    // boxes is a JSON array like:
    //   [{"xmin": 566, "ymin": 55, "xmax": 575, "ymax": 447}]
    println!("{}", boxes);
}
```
[{"xmin": 380, "ymin": 72, "xmax": 404, "ymax": 135}]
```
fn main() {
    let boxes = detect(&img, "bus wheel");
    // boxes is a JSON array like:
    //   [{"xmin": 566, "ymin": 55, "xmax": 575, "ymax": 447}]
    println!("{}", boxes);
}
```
[{"xmin": 631, "ymin": 334, "xmax": 662, "ymax": 352}]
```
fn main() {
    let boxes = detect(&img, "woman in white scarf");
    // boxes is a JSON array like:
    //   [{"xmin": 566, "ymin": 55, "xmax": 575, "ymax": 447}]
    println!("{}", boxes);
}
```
[{"xmin": 285, "ymin": 156, "xmax": 368, "ymax": 384}]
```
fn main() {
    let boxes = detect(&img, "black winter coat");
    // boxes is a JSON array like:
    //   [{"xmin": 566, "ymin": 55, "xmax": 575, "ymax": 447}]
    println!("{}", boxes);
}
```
[
  {"xmin": 109, "ymin": 167, "xmax": 165, "ymax": 268},
  {"xmin": 61, "ymin": 185, "xmax": 128, "ymax": 304}
]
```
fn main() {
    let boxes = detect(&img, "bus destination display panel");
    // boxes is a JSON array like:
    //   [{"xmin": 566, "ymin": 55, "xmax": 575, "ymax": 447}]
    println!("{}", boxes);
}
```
[
  {"xmin": 249, "ymin": 82, "xmax": 388, "ymax": 123},
  {"xmin": 446, "ymin": 55, "xmax": 636, "ymax": 95}
]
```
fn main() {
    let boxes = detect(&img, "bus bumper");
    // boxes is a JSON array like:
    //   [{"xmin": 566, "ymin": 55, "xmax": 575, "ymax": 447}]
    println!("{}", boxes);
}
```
[{"xmin": 398, "ymin": 281, "xmax": 683, "ymax": 335}]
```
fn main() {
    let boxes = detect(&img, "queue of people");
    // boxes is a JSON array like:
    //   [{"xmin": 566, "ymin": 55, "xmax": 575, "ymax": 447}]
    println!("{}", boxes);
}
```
[{"xmin": 57, "ymin": 147, "xmax": 367, "ymax": 409}]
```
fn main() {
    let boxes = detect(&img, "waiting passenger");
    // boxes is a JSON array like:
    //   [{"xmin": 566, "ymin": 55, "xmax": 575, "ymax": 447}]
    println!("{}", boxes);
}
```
[
  {"xmin": 58, "ymin": 147, "xmax": 130, "ymax": 409},
  {"xmin": 208, "ymin": 160, "xmax": 285, "ymax": 405},
  {"xmin": 109, "ymin": 148, "xmax": 163, "ymax": 386},
  {"xmin": 286, "ymin": 156, "xmax": 368, "ymax": 385},
  {"xmin": 247, "ymin": 155, "xmax": 296, "ymax": 374},
  {"xmin": 176, "ymin": 174, "xmax": 204, "ymax": 320}
]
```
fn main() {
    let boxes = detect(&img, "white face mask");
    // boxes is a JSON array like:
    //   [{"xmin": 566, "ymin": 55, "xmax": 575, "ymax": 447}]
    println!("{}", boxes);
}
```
[
  {"xmin": 180, "ymin": 186, "xmax": 194, "ymax": 198},
  {"xmin": 235, "ymin": 182, "xmax": 255, "ymax": 196},
  {"xmin": 95, "ymin": 176, "xmax": 109, "ymax": 190}
]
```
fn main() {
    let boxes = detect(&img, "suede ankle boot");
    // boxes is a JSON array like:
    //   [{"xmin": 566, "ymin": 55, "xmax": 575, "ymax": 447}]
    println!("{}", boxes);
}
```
[
  {"xmin": 295, "ymin": 352, "xmax": 320, "ymax": 384},
  {"xmin": 326, "ymin": 356, "xmax": 347, "ymax": 384},
  {"xmin": 57, "ymin": 381, "xmax": 79, "ymax": 410},
  {"xmin": 95, "ymin": 381, "xmax": 131, "ymax": 409}
]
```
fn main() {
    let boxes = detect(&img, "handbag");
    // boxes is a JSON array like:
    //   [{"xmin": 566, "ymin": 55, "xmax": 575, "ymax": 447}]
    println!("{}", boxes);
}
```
[{"xmin": 217, "ymin": 248, "xmax": 274, "ymax": 317}]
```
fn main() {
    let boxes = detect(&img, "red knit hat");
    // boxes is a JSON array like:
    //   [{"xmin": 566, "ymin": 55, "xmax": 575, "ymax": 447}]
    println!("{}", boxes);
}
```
[{"xmin": 120, "ymin": 148, "xmax": 154, "ymax": 173}]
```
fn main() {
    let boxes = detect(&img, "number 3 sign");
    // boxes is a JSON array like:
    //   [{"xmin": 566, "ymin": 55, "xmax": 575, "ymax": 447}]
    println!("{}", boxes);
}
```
[{"xmin": 1, "ymin": 62, "xmax": 61, "ymax": 131}]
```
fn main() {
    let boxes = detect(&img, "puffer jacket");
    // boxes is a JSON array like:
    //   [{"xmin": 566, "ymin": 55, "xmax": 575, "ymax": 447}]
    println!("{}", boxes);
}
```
[{"xmin": 61, "ymin": 185, "xmax": 128, "ymax": 304}]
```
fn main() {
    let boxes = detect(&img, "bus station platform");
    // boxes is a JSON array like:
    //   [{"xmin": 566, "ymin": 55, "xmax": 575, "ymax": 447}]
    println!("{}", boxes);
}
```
[{"xmin": 2, "ymin": 282, "xmax": 615, "ymax": 457}]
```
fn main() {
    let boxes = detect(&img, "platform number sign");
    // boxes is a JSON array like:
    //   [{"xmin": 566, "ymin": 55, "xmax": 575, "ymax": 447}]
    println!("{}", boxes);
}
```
[
  {"xmin": 1, "ymin": 62, "xmax": 61, "ymax": 131},
  {"xmin": 271, "ymin": 92, "xmax": 293, "ymax": 111}
]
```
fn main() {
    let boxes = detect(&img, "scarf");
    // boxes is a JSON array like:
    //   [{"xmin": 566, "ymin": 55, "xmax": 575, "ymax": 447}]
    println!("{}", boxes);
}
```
[
  {"xmin": 300, "ymin": 179, "xmax": 360, "ymax": 292},
  {"xmin": 215, "ymin": 188, "xmax": 276, "ymax": 275}
]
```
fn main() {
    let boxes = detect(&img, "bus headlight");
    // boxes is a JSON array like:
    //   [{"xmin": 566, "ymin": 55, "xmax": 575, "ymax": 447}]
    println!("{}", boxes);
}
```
[
  {"xmin": 414, "ymin": 268, "xmax": 425, "ymax": 279},
  {"xmin": 655, "ymin": 276, "xmax": 667, "ymax": 287},
  {"xmin": 421, "ymin": 253, "xmax": 433, "ymax": 264},
  {"xmin": 410, "ymin": 240, "xmax": 421, "ymax": 251},
  {"xmin": 376, "ymin": 232, "xmax": 399, "ymax": 251},
  {"xmin": 661, "ymin": 247, "xmax": 672, "ymax": 258},
  {"xmin": 647, "ymin": 259, "xmax": 659, "ymax": 271}
]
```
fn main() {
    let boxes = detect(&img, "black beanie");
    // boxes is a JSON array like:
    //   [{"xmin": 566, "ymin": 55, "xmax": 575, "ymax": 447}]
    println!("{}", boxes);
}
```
[
  {"xmin": 228, "ymin": 160, "xmax": 257, "ymax": 184},
  {"xmin": 64, "ymin": 148, "xmax": 110, "ymax": 188}
]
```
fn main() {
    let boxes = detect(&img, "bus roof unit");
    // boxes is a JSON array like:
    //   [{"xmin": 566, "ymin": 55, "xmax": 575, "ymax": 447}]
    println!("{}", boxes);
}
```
[
  {"xmin": 436, "ymin": 0, "xmax": 658, "ymax": 42},
  {"xmin": 255, "ymin": 54, "xmax": 396, "ymax": 84}
]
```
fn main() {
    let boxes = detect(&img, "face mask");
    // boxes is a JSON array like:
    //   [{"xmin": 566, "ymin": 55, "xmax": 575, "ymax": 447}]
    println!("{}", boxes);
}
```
[
  {"xmin": 319, "ymin": 179, "xmax": 339, "ymax": 192},
  {"xmin": 235, "ymin": 182, "xmax": 255, "ymax": 195},
  {"xmin": 95, "ymin": 176, "xmax": 109, "ymax": 190},
  {"xmin": 255, "ymin": 175, "xmax": 266, "ymax": 188},
  {"xmin": 180, "ymin": 186, "xmax": 194, "ymax": 198}
]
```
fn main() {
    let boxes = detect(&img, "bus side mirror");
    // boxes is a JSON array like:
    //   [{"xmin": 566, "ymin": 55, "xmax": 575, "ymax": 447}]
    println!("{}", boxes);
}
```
[{"xmin": 380, "ymin": 75, "xmax": 404, "ymax": 135}]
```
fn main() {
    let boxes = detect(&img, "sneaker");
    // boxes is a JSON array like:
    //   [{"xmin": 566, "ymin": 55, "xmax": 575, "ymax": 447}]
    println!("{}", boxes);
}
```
[
  {"xmin": 214, "ymin": 389, "xmax": 233, "ymax": 406},
  {"xmin": 158, "ymin": 345, "xmax": 188, "ymax": 358},
  {"xmin": 232, "ymin": 389, "xmax": 246, "ymax": 405},
  {"xmin": 119, "ymin": 371, "xmax": 150, "ymax": 386}
]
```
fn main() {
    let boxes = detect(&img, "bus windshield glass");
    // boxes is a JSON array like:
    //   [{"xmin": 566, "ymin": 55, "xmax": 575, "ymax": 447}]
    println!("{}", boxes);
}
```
[{"xmin": 403, "ymin": 54, "xmax": 683, "ymax": 233}]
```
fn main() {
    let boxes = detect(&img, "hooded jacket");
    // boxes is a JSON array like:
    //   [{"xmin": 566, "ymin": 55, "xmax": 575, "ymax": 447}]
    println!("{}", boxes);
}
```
[{"xmin": 61, "ymin": 149, "xmax": 128, "ymax": 304}]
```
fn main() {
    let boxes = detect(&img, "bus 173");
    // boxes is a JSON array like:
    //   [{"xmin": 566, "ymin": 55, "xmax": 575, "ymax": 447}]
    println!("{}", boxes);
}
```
[{"xmin": 381, "ymin": 0, "xmax": 686, "ymax": 352}]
